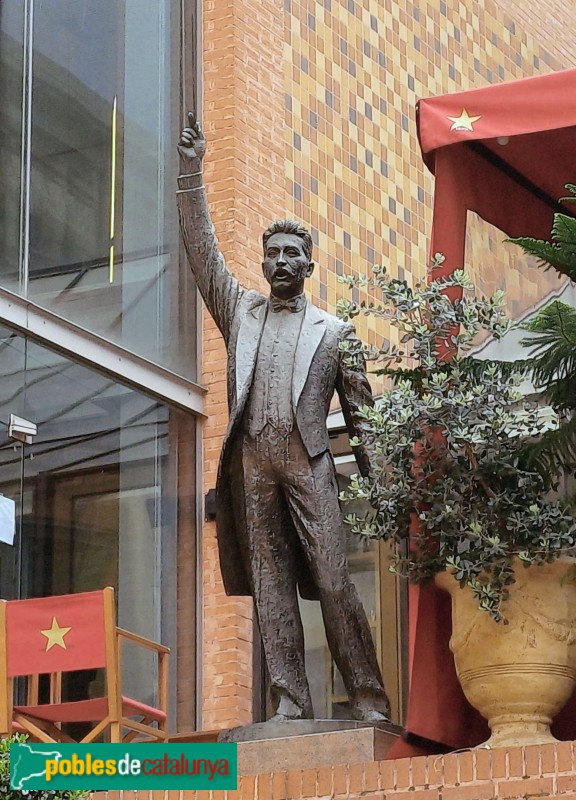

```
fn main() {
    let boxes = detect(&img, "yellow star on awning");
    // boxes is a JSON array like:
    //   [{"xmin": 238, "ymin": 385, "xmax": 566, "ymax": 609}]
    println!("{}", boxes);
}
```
[
  {"xmin": 447, "ymin": 108, "xmax": 482, "ymax": 132},
  {"xmin": 40, "ymin": 616, "xmax": 71, "ymax": 652}
]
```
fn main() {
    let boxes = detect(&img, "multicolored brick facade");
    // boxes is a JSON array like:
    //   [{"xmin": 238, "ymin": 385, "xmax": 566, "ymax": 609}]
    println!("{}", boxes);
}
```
[
  {"xmin": 284, "ymin": 0, "xmax": 576, "ymax": 350},
  {"xmin": 192, "ymin": 0, "xmax": 576, "ymax": 734}
]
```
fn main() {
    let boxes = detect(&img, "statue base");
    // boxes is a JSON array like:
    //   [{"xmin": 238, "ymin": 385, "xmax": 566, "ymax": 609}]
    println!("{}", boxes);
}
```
[{"xmin": 218, "ymin": 719, "xmax": 401, "ymax": 774}]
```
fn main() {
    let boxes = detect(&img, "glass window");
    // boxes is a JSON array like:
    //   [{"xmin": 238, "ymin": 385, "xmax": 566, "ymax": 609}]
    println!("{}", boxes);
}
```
[
  {"xmin": 0, "ymin": 326, "xmax": 195, "ymax": 717},
  {"xmin": 0, "ymin": 0, "xmax": 197, "ymax": 380},
  {"xmin": 0, "ymin": 1, "xmax": 26, "ymax": 292}
]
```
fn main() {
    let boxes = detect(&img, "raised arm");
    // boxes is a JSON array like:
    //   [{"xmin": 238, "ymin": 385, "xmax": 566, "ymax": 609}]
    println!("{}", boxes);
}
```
[{"xmin": 177, "ymin": 112, "xmax": 242, "ymax": 343}]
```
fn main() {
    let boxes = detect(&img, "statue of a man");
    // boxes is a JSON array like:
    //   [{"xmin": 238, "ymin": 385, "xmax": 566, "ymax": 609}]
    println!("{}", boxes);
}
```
[{"xmin": 177, "ymin": 113, "xmax": 390, "ymax": 723}]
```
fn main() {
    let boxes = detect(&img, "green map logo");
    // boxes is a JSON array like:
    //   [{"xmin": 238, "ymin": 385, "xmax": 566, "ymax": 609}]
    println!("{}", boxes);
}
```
[{"xmin": 11, "ymin": 743, "xmax": 237, "ymax": 791}]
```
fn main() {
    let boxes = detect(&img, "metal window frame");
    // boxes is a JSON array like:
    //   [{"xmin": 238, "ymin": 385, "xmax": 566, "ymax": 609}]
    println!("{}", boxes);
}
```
[
  {"xmin": 0, "ymin": 286, "xmax": 206, "ymax": 415},
  {"xmin": 180, "ymin": 0, "xmax": 205, "ymax": 734}
]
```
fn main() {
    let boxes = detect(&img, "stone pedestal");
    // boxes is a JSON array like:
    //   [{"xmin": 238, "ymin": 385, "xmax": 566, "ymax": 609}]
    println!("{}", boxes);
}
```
[{"xmin": 218, "ymin": 720, "xmax": 400, "ymax": 775}]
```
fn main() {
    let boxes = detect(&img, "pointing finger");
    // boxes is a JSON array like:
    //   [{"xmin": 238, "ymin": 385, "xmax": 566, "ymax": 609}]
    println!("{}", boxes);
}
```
[{"xmin": 187, "ymin": 111, "xmax": 203, "ymax": 135}]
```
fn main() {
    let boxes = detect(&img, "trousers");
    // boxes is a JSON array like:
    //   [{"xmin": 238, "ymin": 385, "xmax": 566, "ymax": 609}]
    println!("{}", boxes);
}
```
[{"xmin": 234, "ymin": 424, "xmax": 389, "ymax": 717}]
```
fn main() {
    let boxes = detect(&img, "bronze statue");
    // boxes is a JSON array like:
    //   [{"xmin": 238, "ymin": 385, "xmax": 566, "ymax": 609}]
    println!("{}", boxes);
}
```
[{"xmin": 177, "ymin": 113, "xmax": 390, "ymax": 723}]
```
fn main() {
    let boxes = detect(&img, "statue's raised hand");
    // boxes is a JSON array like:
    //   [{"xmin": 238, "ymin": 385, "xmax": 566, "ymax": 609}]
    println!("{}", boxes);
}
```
[{"xmin": 178, "ymin": 112, "xmax": 206, "ymax": 161}]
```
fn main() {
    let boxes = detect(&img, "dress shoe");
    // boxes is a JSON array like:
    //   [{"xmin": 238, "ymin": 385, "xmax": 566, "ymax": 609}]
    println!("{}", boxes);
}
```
[
  {"xmin": 352, "ymin": 706, "xmax": 392, "ymax": 724},
  {"xmin": 351, "ymin": 693, "xmax": 392, "ymax": 724},
  {"xmin": 269, "ymin": 693, "xmax": 312, "ymax": 721}
]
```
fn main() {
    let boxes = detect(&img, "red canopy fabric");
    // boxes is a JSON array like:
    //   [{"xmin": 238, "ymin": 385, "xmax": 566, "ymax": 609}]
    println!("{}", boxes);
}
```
[
  {"xmin": 418, "ymin": 67, "xmax": 576, "ymax": 283},
  {"xmin": 389, "ymin": 68, "xmax": 576, "ymax": 757}
]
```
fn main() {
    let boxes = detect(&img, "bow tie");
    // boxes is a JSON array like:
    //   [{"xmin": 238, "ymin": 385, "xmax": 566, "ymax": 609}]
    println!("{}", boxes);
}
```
[{"xmin": 269, "ymin": 294, "xmax": 306, "ymax": 313}]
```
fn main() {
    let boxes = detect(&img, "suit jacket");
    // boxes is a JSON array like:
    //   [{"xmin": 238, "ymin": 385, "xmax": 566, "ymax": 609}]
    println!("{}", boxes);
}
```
[{"xmin": 178, "ymin": 180, "xmax": 374, "ymax": 598}]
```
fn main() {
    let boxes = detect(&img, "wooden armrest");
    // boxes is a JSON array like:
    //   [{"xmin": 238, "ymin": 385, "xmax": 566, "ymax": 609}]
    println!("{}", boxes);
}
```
[{"xmin": 116, "ymin": 627, "xmax": 170, "ymax": 655}]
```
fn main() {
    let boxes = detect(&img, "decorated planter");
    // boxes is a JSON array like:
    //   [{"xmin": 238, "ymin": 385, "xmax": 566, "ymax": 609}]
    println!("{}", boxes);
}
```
[{"xmin": 436, "ymin": 558, "xmax": 576, "ymax": 748}]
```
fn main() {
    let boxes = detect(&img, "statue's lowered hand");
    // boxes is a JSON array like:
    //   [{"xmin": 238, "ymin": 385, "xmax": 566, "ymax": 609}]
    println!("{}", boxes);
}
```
[{"xmin": 178, "ymin": 111, "xmax": 206, "ymax": 161}]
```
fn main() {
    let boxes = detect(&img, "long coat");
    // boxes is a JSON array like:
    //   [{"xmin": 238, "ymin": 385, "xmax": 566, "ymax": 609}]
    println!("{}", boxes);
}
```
[{"xmin": 178, "ymin": 182, "xmax": 374, "ymax": 599}]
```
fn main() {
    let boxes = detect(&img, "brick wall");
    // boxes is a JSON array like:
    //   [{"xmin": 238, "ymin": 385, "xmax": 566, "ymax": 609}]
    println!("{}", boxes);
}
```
[
  {"xmin": 498, "ymin": 0, "xmax": 576, "ymax": 67},
  {"xmin": 198, "ymin": 0, "xmax": 286, "ymax": 731},
  {"xmin": 284, "ymin": 0, "xmax": 576, "ymax": 371},
  {"xmin": 94, "ymin": 740, "xmax": 576, "ymax": 799},
  {"xmin": 195, "ymin": 0, "xmax": 576, "ymax": 735}
]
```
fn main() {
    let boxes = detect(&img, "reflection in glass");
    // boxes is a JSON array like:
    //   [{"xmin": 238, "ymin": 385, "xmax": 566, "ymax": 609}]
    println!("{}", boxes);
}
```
[
  {"xmin": 0, "ymin": 326, "xmax": 190, "ymax": 709},
  {"xmin": 0, "ymin": 1, "xmax": 26, "ymax": 291},
  {"xmin": 0, "ymin": 331, "xmax": 26, "ymax": 596},
  {"xmin": 28, "ymin": 1, "xmax": 116, "ymax": 287},
  {"xmin": 0, "ymin": 0, "xmax": 197, "ymax": 379}
]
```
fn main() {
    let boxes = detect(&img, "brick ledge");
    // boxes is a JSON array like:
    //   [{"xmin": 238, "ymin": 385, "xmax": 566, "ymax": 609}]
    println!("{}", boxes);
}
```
[{"xmin": 93, "ymin": 739, "xmax": 576, "ymax": 799}]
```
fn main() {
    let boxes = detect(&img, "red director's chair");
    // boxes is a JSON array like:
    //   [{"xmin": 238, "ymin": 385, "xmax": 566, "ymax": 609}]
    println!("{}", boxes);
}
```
[{"xmin": 0, "ymin": 587, "xmax": 169, "ymax": 743}]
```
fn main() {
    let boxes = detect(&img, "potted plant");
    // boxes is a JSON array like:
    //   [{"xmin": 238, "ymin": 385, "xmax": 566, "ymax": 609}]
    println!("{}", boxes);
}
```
[
  {"xmin": 0, "ymin": 734, "xmax": 90, "ymax": 799},
  {"xmin": 337, "ymin": 262, "xmax": 576, "ymax": 748}
]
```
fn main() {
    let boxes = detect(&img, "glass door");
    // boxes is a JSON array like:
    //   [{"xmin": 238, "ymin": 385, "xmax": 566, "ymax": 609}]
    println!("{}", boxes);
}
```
[
  {"xmin": 0, "ymin": 328, "xmax": 28, "ymax": 600},
  {"xmin": 0, "ymin": 327, "xmax": 178, "ymax": 710}
]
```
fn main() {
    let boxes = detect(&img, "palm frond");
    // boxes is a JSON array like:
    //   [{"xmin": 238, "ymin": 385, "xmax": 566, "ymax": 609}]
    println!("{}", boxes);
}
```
[
  {"xmin": 498, "ymin": 186, "xmax": 576, "ymax": 477},
  {"xmin": 552, "ymin": 213, "xmax": 576, "ymax": 251},
  {"xmin": 560, "ymin": 184, "xmax": 576, "ymax": 202},
  {"xmin": 520, "ymin": 301, "xmax": 576, "ymax": 410},
  {"xmin": 505, "ymin": 237, "xmax": 576, "ymax": 281},
  {"xmin": 506, "ymin": 196, "xmax": 576, "ymax": 280},
  {"xmin": 518, "ymin": 414, "xmax": 576, "ymax": 480}
]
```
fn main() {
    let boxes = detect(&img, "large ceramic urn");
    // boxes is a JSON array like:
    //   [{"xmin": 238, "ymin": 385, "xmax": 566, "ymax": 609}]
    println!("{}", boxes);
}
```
[{"xmin": 435, "ymin": 558, "xmax": 576, "ymax": 748}]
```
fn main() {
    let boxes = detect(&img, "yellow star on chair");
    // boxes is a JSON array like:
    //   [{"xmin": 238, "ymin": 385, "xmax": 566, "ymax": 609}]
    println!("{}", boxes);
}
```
[
  {"xmin": 41, "ymin": 616, "xmax": 72, "ymax": 652},
  {"xmin": 447, "ymin": 108, "xmax": 482, "ymax": 132}
]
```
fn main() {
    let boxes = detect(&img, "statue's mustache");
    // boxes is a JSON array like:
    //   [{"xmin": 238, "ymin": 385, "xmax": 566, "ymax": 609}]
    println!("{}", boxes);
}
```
[{"xmin": 270, "ymin": 265, "xmax": 307, "ymax": 279}]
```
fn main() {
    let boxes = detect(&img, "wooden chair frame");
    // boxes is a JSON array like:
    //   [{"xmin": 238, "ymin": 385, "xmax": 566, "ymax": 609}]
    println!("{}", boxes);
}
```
[{"xmin": 0, "ymin": 587, "xmax": 169, "ymax": 743}]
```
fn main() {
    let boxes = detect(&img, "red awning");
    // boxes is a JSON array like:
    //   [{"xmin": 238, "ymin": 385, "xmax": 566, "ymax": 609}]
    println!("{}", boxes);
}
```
[
  {"xmin": 416, "ymin": 67, "xmax": 576, "ymax": 280},
  {"xmin": 391, "ymin": 69, "xmax": 576, "ymax": 757}
]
